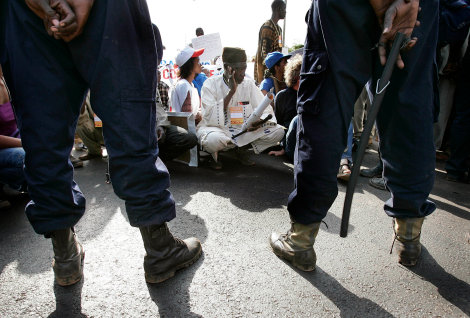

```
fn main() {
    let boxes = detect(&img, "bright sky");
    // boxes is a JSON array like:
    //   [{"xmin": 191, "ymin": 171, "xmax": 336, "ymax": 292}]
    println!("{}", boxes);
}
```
[{"xmin": 148, "ymin": 0, "xmax": 312, "ymax": 63}]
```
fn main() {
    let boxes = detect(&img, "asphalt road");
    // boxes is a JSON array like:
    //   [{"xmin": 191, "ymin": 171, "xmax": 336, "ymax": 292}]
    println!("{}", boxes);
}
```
[{"xmin": 1, "ymin": 147, "xmax": 469, "ymax": 318}]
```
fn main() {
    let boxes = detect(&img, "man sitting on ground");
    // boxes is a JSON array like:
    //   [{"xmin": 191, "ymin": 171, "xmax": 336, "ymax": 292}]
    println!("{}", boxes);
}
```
[
  {"xmin": 197, "ymin": 47, "xmax": 284, "ymax": 169},
  {"xmin": 157, "ymin": 70, "xmax": 170, "ymax": 111},
  {"xmin": 156, "ymin": 84, "xmax": 198, "ymax": 162},
  {"xmin": 0, "ymin": 68, "xmax": 26, "ymax": 195},
  {"xmin": 268, "ymin": 54, "xmax": 302, "ymax": 161}
]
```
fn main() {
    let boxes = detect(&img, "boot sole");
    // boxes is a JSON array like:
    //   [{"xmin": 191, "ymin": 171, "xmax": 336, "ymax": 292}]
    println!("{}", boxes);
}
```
[
  {"xmin": 398, "ymin": 256, "xmax": 418, "ymax": 267},
  {"xmin": 55, "ymin": 247, "xmax": 85, "ymax": 287},
  {"xmin": 145, "ymin": 245, "xmax": 203, "ymax": 284}
]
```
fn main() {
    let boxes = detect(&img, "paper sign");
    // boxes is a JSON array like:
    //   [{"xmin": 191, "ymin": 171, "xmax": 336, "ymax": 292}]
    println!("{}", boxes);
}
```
[
  {"xmin": 230, "ymin": 106, "xmax": 244, "ymax": 125},
  {"xmin": 191, "ymin": 33, "xmax": 223, "ymax": 63},
  {"xmin": 231, "ymin": 121, "xmax": 277, "ymax": 148},
  {"xmin": 94, "ymin": 114, "xmax": 102, "ymax": 128}
]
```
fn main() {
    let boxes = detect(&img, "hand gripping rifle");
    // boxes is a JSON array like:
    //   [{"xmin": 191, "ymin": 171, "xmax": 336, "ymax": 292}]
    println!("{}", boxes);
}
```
[{"xmin": 340, "ymin": 32, "xmax": 406, "ymax": 237}]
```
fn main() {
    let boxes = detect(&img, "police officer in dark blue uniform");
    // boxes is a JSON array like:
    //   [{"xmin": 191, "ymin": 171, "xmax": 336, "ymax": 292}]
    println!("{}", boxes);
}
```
[
  {"xmin": 0, "ymin": 0, "xmax": 202, "ymax": 286},
  {"xmin": 270, "ymin": 0, "xmax": 438, "ymax": 270}
]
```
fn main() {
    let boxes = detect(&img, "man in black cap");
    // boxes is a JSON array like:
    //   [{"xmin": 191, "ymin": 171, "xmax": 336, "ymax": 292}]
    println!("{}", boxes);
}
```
[{"xmin": 197, "ymin": 47, "xmax": 284, "ymax": 169}]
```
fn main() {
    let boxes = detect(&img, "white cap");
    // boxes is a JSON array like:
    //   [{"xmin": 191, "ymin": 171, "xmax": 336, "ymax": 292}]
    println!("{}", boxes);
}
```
[{"xmin": 175, "ymin": 47, "xmax": 205, "ymax": 67}]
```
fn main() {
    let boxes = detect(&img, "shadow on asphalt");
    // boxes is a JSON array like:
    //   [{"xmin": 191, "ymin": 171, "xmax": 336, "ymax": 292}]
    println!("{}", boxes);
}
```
[
  {"xmin": 409, "ymin": 247, "xmax": 470, "ymax": 316},
  {"xmin": 75, "ymin": 158, "xmax": 124, "ymax": 241},
  {"xmin": 0, "ymin": 196, "xmax": 52, "ymax": 275},
  {"xmin": 146, "ymin": 254, "xmax": 205, "ymax": 318},
  {"xmin": 0, "ymin": 158, "xmax": 123, "ymax": 277},
  {"xmin": 359, "ymin": 174, "xmax": 470, "ymax": 222},
  {"xmin": 48, "ymin": 276, "xmax": 87, "ymax": 318},
  {"xmin": 358, "ymin": 156, "xmax": 470, "ymax": 222},
  {"xmin": 322, "ymin": 211, "xmax": 355, "ymax": 234},
  {"xmin": 297, "ymin": 266, "xmax": 394, "ymax": 317},
  {"xmin": 166, "ymin": 155, "xmax": 294, "ymax": 214},
  {"xmin": 430, "ymin": 196, "xmax": 470, "ymax": 221}
]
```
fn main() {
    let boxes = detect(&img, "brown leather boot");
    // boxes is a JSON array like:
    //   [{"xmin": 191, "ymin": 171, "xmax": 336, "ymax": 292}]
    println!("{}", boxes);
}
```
[
  {"xmin": 140, "ymin": 223, "xmax": 202, "ymax": 283},
  {"xmin": 392, "ymin": 217, "xmax": 424, "ymax": 267},
  {"xmin": 270, "ymin": 222, "xmax": 321, "ymax": 271},
  {"xmin": 51, "ymin": 228, "xmax": 85, "ymax": 286}
]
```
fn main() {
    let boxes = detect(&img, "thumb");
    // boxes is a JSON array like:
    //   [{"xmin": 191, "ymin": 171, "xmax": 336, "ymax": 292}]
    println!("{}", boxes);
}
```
[
  {"xmin": 40, "ymin": 2, "xmax": 57, "ymax": 18},
  {"xmin": 382, "ymin": 6, "xmax": 396, "ymax": 35},
  {"xmin": 41, "ymin": 3, "xmax": 60, "ymax": 26}
]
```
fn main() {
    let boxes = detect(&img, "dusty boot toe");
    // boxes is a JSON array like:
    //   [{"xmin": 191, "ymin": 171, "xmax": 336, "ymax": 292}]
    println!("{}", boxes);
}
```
[
  {"xmin": 270, "ymin": 232, "xmax": 289, "ymax": 258},
  {"xmin": 270, "ymin": 232, "xmax": 316, "ymax": 272},
  {"xmin": 145, "ymin": 238, "xmax": 202, "ymax": 283},
  {"xmin": 396, "ymin": 240, "xmax": 421, "ymax": 266},
  {"xmin": 392, "ymin": 218, "xmax": 424, "ymax": 267},
  {"xmin": 140, "ymin": 224, "xmax": 202, "ymax": 284},
  {"xmin": 270, "ymin": 222, "xmax": 320, "ymax": 272}
]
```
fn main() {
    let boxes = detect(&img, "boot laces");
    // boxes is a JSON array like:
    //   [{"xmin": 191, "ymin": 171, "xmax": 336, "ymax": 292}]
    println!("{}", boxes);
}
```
[
  {"xmin": 389, "ymin": 219, "xmax": 421, "ymax": 254},
  {"xmin": 174, "ymin": 237, "xmax": 186, "ymax": 247},
  {"xmin": 390, "ymin": 236, "xmax": 397, "ymax": 255}
]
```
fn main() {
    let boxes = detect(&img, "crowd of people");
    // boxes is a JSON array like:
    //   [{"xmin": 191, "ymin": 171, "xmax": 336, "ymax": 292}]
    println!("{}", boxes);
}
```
[{"xmin": 0, "ymin": 0, "xmax": 469, "ymax": 290}]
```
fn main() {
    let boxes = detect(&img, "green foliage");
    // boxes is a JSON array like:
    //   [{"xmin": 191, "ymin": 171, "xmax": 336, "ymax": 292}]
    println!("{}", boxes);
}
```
[{"xmin": 288, "ymin": 44, "xmax": 304, "ymax": 53}]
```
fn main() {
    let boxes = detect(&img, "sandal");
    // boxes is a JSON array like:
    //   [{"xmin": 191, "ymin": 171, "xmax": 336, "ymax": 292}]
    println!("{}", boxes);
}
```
[{"xmin": 337, "ymin": 159, "xmax": 351, "ymax": 181}]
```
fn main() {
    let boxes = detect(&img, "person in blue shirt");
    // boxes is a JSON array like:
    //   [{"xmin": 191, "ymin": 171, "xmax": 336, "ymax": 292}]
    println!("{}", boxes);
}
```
[{"xmin": 260, "ymin": 52, "xmax": 291, "ymax": 96}]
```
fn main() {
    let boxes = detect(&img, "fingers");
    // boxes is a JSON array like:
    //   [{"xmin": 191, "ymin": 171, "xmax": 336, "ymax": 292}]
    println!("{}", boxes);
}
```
[
  {"xmin": 395, "ymin": 53, "xmax": 405, "ymax": 69},
  {"xmin": 376, "ymin": 0, "xmax": 421, "ymax": 69},
  {"xmin": 378, "ymin": 36, "xmax": 417, "ymax": 68},
  {"xmin": 50, "ymin": 1, "xmax": 78, "ymax": 37},
  {"xmin": 230, "ymin": 70, "xmax": 238, "ymax": 90},
  {"xmin": 41, "ymin": 3, "xmax": 59, "ymax": 21},
  {"xmin": 25, "ymin": 0, "xmax": 59, "ymax": 36},
  {"xmin": 404, "ymin": 37, "xmax": 418, "ymax": 50},
  {"xmin": 382, "ymin": 6, "xmax": 396, "ymax": 35},
  {"xmin": 380, "ymin": 8, "xmax": 396, "ymax": 52},
  {"xmin": 26, "ymin": 0, "xmax": 82, "ymax": 41},
  {"xmin": 25, "ymin": 0, "xmax": 57, "ymax": 20},
  {"xmin": 378, "ymin": 41, "xmax": 387, "ymax": 66}
]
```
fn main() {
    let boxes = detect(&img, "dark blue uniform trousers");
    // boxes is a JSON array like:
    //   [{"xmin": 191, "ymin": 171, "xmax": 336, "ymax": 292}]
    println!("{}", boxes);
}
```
[
  {"xmin": 446, "ymin": 47, "xmax": 470, "ymax": 179},
  {"xmin": 288, "ymin": 0, "xmax": 438, "ymax": 224},
  {"xmin": 1, "ymin": 0, "xmax": 176, "ymax": 234}
]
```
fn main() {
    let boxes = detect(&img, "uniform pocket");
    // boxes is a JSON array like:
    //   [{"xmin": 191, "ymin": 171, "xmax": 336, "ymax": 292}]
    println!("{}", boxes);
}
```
[
  {"xmin": 119, "ymin": 88, "xmax": 156, "ymax": 152},
  {"xmin": 297, "ymin": 50, "xmax": 328, "ymax": 116}
]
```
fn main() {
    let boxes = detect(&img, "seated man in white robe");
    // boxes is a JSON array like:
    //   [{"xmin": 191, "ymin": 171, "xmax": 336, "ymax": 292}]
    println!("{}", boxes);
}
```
[{"xmin": 197, "ymin": 47, "xmax": 284, "ymax": 169}]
